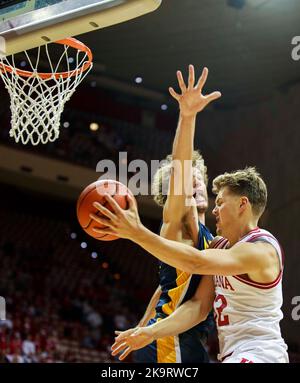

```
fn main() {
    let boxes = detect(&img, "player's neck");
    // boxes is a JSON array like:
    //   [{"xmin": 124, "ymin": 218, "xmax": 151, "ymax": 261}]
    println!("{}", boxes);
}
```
[{"xmin": 227, "ymin": 220, "xmax": 258, "ymax": 246}]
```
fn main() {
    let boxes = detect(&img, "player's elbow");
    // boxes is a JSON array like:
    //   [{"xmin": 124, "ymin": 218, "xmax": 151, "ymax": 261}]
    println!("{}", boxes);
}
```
[
  {"xmin": 180, "ymin": 255, "xmax": 199, "ymax": 274},
  {"xmin": 162, "ymin": 206, "xmax": 183, "ymax": 225}
]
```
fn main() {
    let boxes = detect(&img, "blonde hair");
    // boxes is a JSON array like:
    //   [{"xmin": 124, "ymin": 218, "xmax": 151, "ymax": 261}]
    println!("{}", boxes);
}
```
[
  {"xmin": 212, "ymin": 167, "xmax": 267, "ymax": 217},
  {"xmin": 152, "ymin": 150, "xmax": 208, "ymax": 207}
]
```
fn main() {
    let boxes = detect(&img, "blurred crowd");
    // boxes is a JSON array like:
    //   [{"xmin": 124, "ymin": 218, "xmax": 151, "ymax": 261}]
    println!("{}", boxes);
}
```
[
  {"xmin": 0, "ymin": 205, "xmax": 153, "ymax": 363},
  {"xmin": 0, "ymin": 240, "xmax": 140, "ymax": 363}
]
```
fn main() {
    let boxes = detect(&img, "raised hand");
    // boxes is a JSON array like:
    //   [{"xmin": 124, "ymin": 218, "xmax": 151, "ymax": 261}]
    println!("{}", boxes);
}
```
[
  {"xmin": 169, "ymin": 65, "xmax": 221, "ymax": 117},
  {"xmin": 111, "ymin": 327, "xmax": 155, "ymax": 361}
]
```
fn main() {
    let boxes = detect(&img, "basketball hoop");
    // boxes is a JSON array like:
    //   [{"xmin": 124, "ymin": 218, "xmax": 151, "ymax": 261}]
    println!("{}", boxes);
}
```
[{"xmin": 0, "ymin": 38, "xmax": 93, "ymax": 145}]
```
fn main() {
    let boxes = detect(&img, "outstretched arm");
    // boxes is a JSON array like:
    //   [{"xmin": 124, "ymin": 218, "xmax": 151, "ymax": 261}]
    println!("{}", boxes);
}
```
[
  {"xmin": 163, "ymin": 66, "xmax": 221, "ymax": 225},
  {"xmin": 111, "ymin": 275, "xmax": 215, "ymax": 361},
  {"xmin": 90, "ymin": 195, "xmax": 277, "ymax": 277},
  {"xmin": 137, "ymin": 67, "xmax": 219, "ymax": 324}
]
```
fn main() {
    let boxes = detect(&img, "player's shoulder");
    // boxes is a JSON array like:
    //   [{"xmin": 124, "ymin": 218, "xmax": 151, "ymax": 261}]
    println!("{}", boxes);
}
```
[{"xmin": 241, "ymin": 227, "xmax": 282, "ymax": 254}]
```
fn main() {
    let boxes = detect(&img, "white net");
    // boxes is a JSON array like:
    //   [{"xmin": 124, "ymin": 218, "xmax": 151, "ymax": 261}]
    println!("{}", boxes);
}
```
[{"xmin": 0, "ymin": 40, "xmax": 93, "ymax": 145}]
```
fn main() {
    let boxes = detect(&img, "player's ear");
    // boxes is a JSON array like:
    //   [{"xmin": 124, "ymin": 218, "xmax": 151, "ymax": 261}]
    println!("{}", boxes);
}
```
[{"xmin": 239, "ymin": 196, "xmax": 249, "ymax": 212}]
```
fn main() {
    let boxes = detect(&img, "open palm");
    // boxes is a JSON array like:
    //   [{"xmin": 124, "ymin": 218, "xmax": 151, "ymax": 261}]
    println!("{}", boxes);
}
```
[
  {"xmin": 111, "ymin": 327, "xmax": 155, "ymax": 361},
  {"xmin": 169, "ymin": 65, "xmax": 221, "ymax": 117}
]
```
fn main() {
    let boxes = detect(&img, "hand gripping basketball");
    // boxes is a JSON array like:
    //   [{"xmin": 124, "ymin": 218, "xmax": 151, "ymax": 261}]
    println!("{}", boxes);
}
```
[{"xmin": 77, "ymin": 179, "xmax": 135, "ymax": 241}]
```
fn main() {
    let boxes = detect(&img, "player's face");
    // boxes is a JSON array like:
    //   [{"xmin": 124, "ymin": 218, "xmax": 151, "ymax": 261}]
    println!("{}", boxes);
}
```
[
  {"xmin": 212, "ymin": 187, "xmax": 240, "ymax": 236},
  {"xmin": 193, "ymin": 168, "xmax": 208, "ymax": 212}
]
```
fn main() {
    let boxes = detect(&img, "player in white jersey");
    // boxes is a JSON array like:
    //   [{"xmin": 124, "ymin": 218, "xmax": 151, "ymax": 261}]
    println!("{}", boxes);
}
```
[
  {"xmin": 90, "ymin": 130, "xmax": 288, "ymax": 362},
  {"xmin": 212, "ymin": 230, "xmax": 288, "ymax": 363}
]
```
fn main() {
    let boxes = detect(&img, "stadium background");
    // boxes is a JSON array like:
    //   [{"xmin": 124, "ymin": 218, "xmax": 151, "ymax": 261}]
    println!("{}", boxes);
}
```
[{"xmin": 0, "ymin": 0, "xmax": 299, "ymax": 363}]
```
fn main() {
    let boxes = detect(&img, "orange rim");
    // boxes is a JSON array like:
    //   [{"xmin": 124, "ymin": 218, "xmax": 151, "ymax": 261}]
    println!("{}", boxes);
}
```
[{"xmin": 0, "ymin": 37, "xmax": 93, "ymax": 79}]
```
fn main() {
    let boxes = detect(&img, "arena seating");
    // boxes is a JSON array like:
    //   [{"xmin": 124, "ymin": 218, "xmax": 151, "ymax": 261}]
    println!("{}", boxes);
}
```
[{"xmin": 0, "ymin": 206, "xmax": 156, "ymax": 363}]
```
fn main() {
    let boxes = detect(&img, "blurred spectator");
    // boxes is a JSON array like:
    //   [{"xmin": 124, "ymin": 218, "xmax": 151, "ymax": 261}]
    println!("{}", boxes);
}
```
[
  {"xmin": 0, "ymin": 314, "xmax": 13, "ymax": 331},
  {"xmin": 22, "ymin": 335, "xmax": 36, "ymax": 362},
  {"xmin": 86, "ymin": 310, "xmax": 103, "ymax": 329},
  {"xmin": 114, "ymin": 312, "xmax": 129, "ymax": 331}
]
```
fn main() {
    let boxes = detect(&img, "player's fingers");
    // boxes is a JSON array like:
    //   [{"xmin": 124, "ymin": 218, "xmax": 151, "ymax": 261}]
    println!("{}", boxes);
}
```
[
  {"xmin": 111, "ymin": 337, "xmax": 128, "ymax": 350},
  {"xmin": 92, "ymin": 227, "xmax": 116, "ymax": 236},
  {"xmin": 205, "ymin": 91, "xmax": 222, "ymax": 104},
  {"xmin": 112, "ymin": 347, "xmax": 126, "ymax": 357},
  {"xmin": 169, "ymin": 87, "xmax": 180, "ymax": 101},
  {"xmin": 119, "ymin": 346, "xmax": 132, "ymax": 361},
  {"xmin": 126, "ymin": 194, "xmax": 137, "ymax": 210},
  {"xmin": 188, "ymin": 64, "xmax": 195, "ymax": 89},
  {"xmin": 111, "ymin": 339, "xmax": 128, "ymax": 351},
  {"xmin": 92, "ymin": 201, "xmax": 117, "ymax": 221},
  {"xmin": 111, "ymin": 341, "xmax": 117, "ymax": 351},
  {"xmin": 89, "ymin": 213, "xmax": 113, "ymax": 227},
  {"xmin": 176, "ymin": 70, "xmax": 187, "ymax": 92},
  {"xmin": 113, "ymin": 341, "xmax": 130, "ymax": 354},
  {"xmin": 112, "ymin": 340, "xmax": 127, "ymax": 351},
  {"xmin": 104, "ymin": 193, "xmax": 124, "ymax": 216},
  {"xmin": 111, "ymin": 341, "xmax": 128, "ymax": 356},
  {"xmin": 114, "ymin": 329, "xmax": 132, "ymax": 340},
  {"xmin": 111, "ymin": 341, "xmax": 120, "ymax": 352},
  {"xmin": 114, "ymin": 330, "xmax": 130, "ymax": 340},
  {"xmin": 196, "ymin": 67, "xmax": 208, "ymax": 90}
]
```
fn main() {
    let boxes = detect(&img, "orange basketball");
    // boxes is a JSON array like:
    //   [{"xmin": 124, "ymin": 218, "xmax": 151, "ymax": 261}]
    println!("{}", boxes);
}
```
[{"xmin": 77, "ymin": 179, "xmax": 134, "ymax": 241}]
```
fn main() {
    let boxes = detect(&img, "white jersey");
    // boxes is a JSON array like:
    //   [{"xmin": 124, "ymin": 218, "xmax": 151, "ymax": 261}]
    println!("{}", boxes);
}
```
[{"xmin": 212, "ymin": 228, "xmax": 288, "ymax": 363}]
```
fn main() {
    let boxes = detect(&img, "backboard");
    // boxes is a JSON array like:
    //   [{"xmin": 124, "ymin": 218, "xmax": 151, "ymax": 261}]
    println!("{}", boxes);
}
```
[{"xmin": 0, "ymin": 0, "xmax": 161, "ymax": 56}]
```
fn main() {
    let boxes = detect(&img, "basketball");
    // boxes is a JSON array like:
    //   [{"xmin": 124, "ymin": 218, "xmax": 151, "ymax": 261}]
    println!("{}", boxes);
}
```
[{"xmin": 77, "ymin": 179, "xmax": 134, "ymax": 241}]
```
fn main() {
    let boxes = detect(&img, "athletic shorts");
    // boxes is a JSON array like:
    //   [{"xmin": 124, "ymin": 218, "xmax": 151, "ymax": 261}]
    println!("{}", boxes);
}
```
[{"xmin": 221, "ymin": 345, "xmax": 289, "ymax": 363}]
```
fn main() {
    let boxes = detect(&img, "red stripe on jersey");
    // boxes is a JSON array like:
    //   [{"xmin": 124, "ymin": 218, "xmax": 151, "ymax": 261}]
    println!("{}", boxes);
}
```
[
  {"xmin": 215, "ymin": 238, "xmax": 229, "ymax": 249},
  {"xmin": 211, "ymin": 237, "xmax": 227, "ymax": 249},
  {"xmin": 233, "ymin": 270, "xmax": 282, "ymax": 289},
  {"xmin": 220, "ymin": 238, "xmax": 229, "ymax": 249},
  {"xmin": 233, "ymin": 231, "xmax": 283, "ymax": 289},
  {"xmin": 240, "ymin": 227, "xmax": 260, "ymax": 241},
  {"xmin": 247, "ymin": 232, "xmax": 284, "ymax": 268},
  {"xmin": 212, "ymin": 237, "xmax": 224, "ymax": 248},
  {"xmin": 248, "ymin": 232, "xmax": 278, "ymax": 243}
]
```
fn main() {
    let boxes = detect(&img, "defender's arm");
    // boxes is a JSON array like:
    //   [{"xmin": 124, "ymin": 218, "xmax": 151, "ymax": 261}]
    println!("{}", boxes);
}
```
[{"xmin": 163, "ymin": 66, "xmax": 221, "ymax": 224}]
